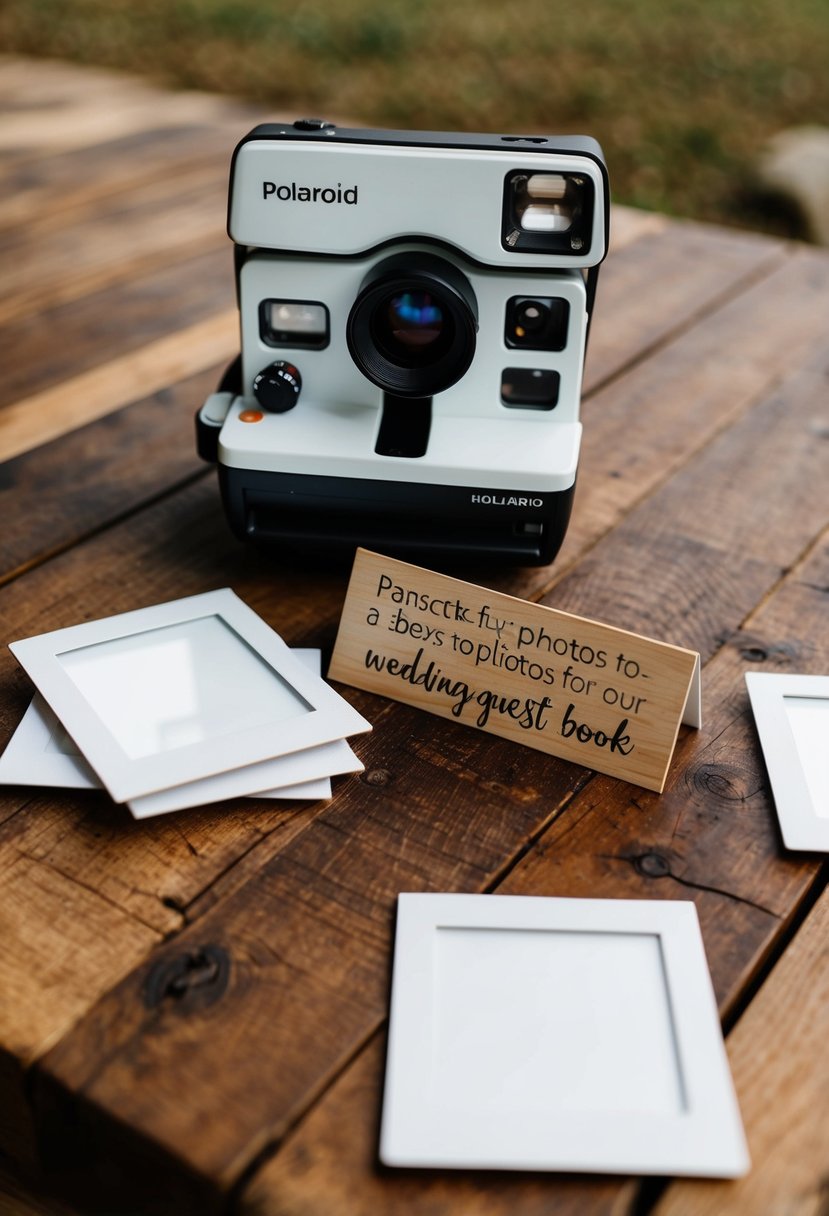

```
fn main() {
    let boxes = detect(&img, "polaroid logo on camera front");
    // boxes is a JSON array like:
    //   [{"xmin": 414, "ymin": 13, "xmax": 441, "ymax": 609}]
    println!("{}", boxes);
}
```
[
  {"xmin": 471, "ymin": 494, "xmax": 545, "ymax": 508},
  {"xmin": 262, "ymin": 181, "xmax": 359, "ymax": 204}
]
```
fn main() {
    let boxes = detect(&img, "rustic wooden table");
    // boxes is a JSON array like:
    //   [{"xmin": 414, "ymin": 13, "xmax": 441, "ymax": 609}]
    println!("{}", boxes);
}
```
[{"xmin": 1, "ymin": 54, "xmax": 827, "ymax": 1216}]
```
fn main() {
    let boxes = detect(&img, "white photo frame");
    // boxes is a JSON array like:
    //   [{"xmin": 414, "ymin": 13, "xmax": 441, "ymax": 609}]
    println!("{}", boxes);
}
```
[
  {"xmin": 381, "ymin": 893, "xmax": 748, "ymax": 1178},
  {"xmin": 745, "ymin": 672, "xmax": 829, "ymax": 851},
  {"xmin": 0, "ymin": 651, "xmax": 363, "ymax": 817},
  {"xmin": 9, "ymin": 589, "xmax": 370, "ymax": 803}
]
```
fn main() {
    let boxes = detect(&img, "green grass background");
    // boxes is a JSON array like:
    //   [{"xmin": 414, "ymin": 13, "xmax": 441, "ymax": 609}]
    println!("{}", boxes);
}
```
[{"xmin": 3, "ymin": 0, "xmax": 828, "ymax": 233}]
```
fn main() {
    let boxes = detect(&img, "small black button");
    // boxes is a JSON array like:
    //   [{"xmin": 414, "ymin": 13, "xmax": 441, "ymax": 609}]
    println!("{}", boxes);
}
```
[{"xmin": 292, "ymin": 119, "xmax": 336, "ymax": 131}]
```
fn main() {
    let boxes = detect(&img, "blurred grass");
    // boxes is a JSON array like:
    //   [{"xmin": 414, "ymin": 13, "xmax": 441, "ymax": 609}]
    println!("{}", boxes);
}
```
[{"xmin": 2, "ymin": 0, "xmax": 828, "ymax": 232}]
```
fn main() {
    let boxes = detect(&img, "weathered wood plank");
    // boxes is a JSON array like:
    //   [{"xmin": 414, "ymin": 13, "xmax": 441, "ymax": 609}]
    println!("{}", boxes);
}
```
[
  {"xmin": 0, "ymin": 120, "xmax": 250, "ymax": 235},
  {"xmin": 651, "ymin": 885, "xmax": 829, "ymax": 1216},
  {"xmin": 25, "ymin": 352, "xmax": 828, "ymax": 1211},
  {"xmin": 0, "ymin": 370, "xmax": 212, "ymax": 584},
  {"xmin": 542, "ymin": 352, "xmax": 829, "ymax": 642},
  {"xmin": 0, "ymin": 311, "xmax": 236, "ymax": 462},
  {"xmin": 32, "ymin": 717, "xmax": 587, "ymax": 1213},
  {"xmin": 608, "ymin": 205, "xmax": 669, "ymax": 252},
  {"xmin": 0, "ymin": 853, "xmax": 160, "ymax": 1166},
  {"xmin": 584, "ymin": 218, "xmax": 785, "ymax": 393},
  {"xmin": 0, "ymin": 166, "xmax": 230, "ymax": 327},
  {"xmin": 0, "ymin": 247, "xmax": 233, "ymax": 410},
  {"xmin": 0, "ymin": 56, "xmax": 259, "ymax": 156}
]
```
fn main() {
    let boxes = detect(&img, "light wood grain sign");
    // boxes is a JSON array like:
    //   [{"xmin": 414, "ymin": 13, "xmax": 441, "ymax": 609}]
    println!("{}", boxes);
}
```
[{"xmin": 330, "ymin": 550, "xmax": 701, "ymax": 793}]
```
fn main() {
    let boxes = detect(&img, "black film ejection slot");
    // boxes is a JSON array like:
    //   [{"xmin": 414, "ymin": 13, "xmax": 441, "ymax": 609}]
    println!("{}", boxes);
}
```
[{"xmin": 375, "ymin": 394, "xmax": 432, "ymax": 458}]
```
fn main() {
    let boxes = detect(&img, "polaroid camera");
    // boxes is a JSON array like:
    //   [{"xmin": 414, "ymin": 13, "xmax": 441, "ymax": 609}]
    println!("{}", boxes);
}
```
[{"xmin": 197, "ymin": 121, "xmax": 609, "ymax": 564}]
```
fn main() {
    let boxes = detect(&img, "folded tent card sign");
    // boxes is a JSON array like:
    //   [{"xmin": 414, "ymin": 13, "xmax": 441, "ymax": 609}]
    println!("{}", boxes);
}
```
[
  {"xmin": 3, "ymin": 589, "xmax": 371, "ymax": 816},
  {"xmin": 330, "ymin": 549, "xmax": 701, "ymax": 793}
]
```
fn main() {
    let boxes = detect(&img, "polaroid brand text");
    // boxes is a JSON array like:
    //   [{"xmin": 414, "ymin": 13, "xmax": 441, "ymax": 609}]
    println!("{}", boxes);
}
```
[{"xmin": 262, "ymin": 181, "xmax": 359, "ymax": 204}]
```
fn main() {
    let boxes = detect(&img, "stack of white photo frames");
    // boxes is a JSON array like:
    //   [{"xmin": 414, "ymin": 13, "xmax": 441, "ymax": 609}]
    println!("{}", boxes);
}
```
[{"xmin": 1, "ymin": 588, "xmax": 371, "ymax": 818}]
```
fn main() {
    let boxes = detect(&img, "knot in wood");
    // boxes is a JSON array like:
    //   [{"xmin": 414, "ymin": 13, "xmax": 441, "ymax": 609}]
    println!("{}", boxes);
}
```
[
  {"xmin": 736, "ymin": 634, "xmax": 800, "ymax": 666},
  {"xmin": 692, "ymin": 762, "xmax": 749, "ymax": 803},
  {"xmin": 362, "ymin": 768, "xmax": 392, "ymax": 787},
  {"xmin": 634, "ymin": 852, "xmax": 672, "ymax": 879},
  {"xmin": 143, "ymin": 945, "xmax": 230, "ymax": 1010}
]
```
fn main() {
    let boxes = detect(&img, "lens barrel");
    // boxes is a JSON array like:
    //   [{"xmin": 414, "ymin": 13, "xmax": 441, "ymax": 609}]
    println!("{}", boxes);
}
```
[{"xmin": 347, "ymin": 253, "xmax": 478, "ymax": 397}]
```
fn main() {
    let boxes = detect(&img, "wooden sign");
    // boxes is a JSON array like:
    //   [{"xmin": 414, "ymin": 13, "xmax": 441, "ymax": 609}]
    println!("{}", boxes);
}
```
[{"xmin": 330, "ymin": 549, "xmax": 701, "ymax": 793}]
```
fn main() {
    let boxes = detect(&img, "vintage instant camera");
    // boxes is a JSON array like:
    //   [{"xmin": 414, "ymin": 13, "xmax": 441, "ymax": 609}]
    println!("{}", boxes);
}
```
[{"xmin": 197, "ymin": 122, "xmax": 609, "ymax": 564}]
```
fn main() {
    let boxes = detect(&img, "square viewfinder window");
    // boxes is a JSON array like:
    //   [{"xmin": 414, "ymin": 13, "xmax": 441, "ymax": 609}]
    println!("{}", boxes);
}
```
[{"xmin": 260, "ymin": 299, "xmax": 329, "ymax": 348}]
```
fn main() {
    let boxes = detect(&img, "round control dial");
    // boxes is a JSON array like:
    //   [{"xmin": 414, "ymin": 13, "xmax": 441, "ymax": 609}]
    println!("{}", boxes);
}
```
[{"xmin": 252, "ymin": 361, "xmax": 302, "ymax": 413}]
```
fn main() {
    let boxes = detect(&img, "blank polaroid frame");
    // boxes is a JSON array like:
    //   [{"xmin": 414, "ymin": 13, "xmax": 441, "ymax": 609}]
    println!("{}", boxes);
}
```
[
  {"xmin": 10, "ymin": 589, "xmax": 370, "ymax": 803},
  {"xmin": 745, "ymin": 672, "xmax": 829, "ymax": 851},
  {"xmin": 381, "ymin": 894, "xmax": 748, "ymax": 1177}
]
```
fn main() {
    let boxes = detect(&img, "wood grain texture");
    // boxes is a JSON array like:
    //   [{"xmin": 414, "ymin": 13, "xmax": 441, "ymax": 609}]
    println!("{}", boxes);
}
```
[
  {"xmin": 0, "ymin": 56, "xmax": 258, "ymax": 156},
  {"xmin": 0, "ymin": 311, "xmax": 237, "ymax": 462},
  {"xmin": 0, "ymin": 371, "xmax": 212, "ymax": 585},
  {"xmin": 652, "ymin": 885, "xmax": 829, "ymax": 1216},
  {"xmin": 584, "ymin": 218, "xmax": 785, "ymax": 394},
  {"xmin": 0, "ymin": 168, "xmax": 231, "ymax": 327},
  {"xmin": 0, "ymin": 247, "xmax": 234, "ymax": 410}
]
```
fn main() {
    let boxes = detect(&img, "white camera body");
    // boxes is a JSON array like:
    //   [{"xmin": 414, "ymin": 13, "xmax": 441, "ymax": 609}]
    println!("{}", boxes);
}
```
[{"xmin": 198, "ymin": 124, "xmax": 609, "ymax": 564}]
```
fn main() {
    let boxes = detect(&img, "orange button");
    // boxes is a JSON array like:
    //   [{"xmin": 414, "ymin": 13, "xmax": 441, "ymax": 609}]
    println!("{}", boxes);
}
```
[{"xmin": 239, "ymin": 409, "xmax": 264, "ymax": 423}]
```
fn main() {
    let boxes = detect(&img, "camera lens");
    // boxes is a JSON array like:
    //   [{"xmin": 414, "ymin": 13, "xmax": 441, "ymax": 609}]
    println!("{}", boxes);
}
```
[
  {"xmin": 381, "ymin": 292, "xmax": 444, "ymax": 353},
  {"xmin": 347, "ymin": 254, "xmax": 477, "ymax": 397}
]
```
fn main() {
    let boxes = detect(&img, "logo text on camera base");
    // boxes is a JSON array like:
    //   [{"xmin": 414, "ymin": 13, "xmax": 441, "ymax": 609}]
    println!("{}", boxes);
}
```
[
  {"xmin": 262, "ymin": 181, "xmax": 359, "ymax": 204},
  {"xmin": 471, "ymin": 494, "xmax": 545, "ymax": 508}
]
